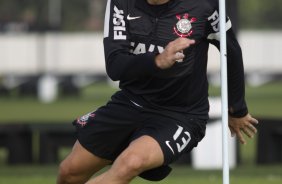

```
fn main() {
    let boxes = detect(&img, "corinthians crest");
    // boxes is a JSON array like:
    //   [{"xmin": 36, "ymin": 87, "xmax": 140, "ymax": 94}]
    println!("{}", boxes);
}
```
[{"xmin": 174, "ymin": 13, "xmax": 197, "ymax": 37}]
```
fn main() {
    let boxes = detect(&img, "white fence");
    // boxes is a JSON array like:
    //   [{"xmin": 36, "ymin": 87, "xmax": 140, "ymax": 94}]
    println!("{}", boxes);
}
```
[
  {"xmin": 208, "ymin": 30, "xmax": 282, "ymax": 74},
  {"xmin": 0, "ymin": 33, "xmax": 105, "ymax": 75},
  {"xmin": 0, "ymin": 31, "xmax": 282, "ymax": 76}
]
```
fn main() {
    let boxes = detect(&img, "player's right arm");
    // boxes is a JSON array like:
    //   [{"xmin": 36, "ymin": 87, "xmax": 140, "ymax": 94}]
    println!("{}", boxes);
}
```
[
  {"xmin": 103, "ymin": 0, "xmax": 194, "ymax": 80},
  {"xmin": 103, "ymin": 0, "xmax": 159, "ymax": 81}
]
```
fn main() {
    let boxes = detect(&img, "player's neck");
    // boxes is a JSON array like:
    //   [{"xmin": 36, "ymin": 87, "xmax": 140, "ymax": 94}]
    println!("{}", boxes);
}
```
[{"xmin": 147, "ymin": 0, "xmax": 170, "ymax": 5}]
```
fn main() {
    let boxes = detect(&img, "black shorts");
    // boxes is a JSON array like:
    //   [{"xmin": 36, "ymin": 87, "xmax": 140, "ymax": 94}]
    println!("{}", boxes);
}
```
[{"xmin": 73, "ymin": 90, "xmax": 206, "ymax": 180}]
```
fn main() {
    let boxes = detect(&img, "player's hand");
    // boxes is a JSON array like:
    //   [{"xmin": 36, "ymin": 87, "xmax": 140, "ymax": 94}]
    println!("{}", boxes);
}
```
[
  {"xmin": 155, "ymin": 38, "xmax": 195, "ymax": 69},
  {"xmin": 228, "ymin": 114, "xmax": 258, "ymax": 145}
]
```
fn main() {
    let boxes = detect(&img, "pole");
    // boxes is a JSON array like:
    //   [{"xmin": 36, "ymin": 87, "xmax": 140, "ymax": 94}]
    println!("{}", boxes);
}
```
[
  {"xmin": 48, "ymin": 0, "xmax": 62, "ymax": 29},
  {"xmin": 219, "ymin": 0, "xmax": 229, "ymax": 184}
]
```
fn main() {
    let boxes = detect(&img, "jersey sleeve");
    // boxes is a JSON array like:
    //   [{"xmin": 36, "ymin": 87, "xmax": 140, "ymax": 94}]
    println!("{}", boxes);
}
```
[
  {"xmin": 103, "ymin": 0, "xmax": 159, "ymax": 81},
  {"xmin": 206, "ymin": 2, "xmax": 248, "ymax": 118}
]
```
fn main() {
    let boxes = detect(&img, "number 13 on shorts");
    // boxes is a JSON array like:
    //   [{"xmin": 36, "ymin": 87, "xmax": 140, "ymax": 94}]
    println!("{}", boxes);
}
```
[{"xmin": 165, "ymin": 125, "xmax": 191, "ymax": 155}]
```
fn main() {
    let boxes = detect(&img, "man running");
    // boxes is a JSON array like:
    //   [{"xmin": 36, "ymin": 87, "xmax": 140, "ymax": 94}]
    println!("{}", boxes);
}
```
[{"xmin": 57, "ymin": 0, "xmax": 258, "ymax": 183}]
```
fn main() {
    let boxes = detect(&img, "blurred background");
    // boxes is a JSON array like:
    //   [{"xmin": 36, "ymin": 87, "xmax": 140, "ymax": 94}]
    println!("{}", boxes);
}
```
[{"xmin": 0, "ymin": 0, "xmax": 282, "ymax": 184}]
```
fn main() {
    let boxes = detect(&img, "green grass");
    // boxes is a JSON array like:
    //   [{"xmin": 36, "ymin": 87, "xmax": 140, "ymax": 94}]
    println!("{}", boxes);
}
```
[
  {"xmin": 209, "ymin": 81, "xmax": 282, "ymax": 119},
  {"xmin": 0, "ymin": 165, "xmax": 57, "ymax": 184},
  {"xmin": 0, "ymin": 81, "xmax": 282, "ymax": 123},
  {"xmin": 0, "ymin": 81, "xmax": 282, "ymax": 183},
  {"xmin": 0, "ymin": 82, "xmax": 117, "ymax": 123},
  {"xmin": 0, "ymin": 165, "xmax": 281, "ymax": 184},
  {"xmin": 245, "ymin": 83, "xmax": 282, "ymax": 118}
]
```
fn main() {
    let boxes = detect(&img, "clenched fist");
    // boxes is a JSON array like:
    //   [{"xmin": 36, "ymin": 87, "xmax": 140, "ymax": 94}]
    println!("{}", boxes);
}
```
[{"xmin": 155, "ymin": 38, "xmax": 195, "ymax": 69}]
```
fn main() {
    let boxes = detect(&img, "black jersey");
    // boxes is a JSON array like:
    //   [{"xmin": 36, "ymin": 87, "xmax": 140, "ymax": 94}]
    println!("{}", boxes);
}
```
[{"xmin": 103, "ymin": 0, "xmax": 248, "ymax": 119}]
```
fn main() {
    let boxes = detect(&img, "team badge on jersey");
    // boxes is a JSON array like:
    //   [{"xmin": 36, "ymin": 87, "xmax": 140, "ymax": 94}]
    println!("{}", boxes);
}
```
[
  {"xmin": 174, "ymin": 13, "xmax": 197, "ymax": 38},
  {"xmin": 76, "ymin": 112, "xmax": 96, "ymax": 128}
]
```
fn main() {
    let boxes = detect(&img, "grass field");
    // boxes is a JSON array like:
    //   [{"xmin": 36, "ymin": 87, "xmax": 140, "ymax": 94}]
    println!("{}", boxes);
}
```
[
  {"xmin": 0, "ymin": 81, "xmax": 282, "ymax": 183},
  {"xmin": 0, "ymin": 165, "xmax": 282, "ymax": 184},
  {"xmin": 0, "ymin": 81, "xmax": 282, "ymax": 123}
]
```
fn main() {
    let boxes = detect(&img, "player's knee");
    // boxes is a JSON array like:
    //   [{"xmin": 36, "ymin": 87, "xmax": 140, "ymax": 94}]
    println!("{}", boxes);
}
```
[
  {"xmin": 58, "ymin": 161, "xmax": 72, "ymax": 184},
  {"xmin": 116, "ymin": 151, "xmax": 148, "ymax": 178},
  {"xmin": 57, "ymin": 161, "xmax": 79, "ymax": 184}
]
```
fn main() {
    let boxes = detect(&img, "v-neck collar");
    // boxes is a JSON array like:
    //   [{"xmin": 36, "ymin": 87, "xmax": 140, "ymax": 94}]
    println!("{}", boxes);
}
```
[{"xmin": 135, "ymin": 0, "xmax": 183, "ymax": 17}]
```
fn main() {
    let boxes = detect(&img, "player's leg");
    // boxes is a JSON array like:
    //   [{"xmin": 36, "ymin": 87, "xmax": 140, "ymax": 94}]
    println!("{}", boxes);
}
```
[
  {"xmin": 57, "ymin": 140, "xmax": 111, "ymax": 184},
  {"xmin": 86, "ymin": 114, "xmax": 206, "ymax": 184},
  {"xmin": 58, "ymin": 91, "xmax": 143, "ymax": 184},
  {"xmin": 86, "ymin": 135, "xmax": 164, "ymax": 184}
]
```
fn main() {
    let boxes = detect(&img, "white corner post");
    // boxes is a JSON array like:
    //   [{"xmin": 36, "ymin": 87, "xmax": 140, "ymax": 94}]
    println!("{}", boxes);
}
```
[{"xmin": 219, "ymin": 0, "xmax": 230, "ymax": 184}]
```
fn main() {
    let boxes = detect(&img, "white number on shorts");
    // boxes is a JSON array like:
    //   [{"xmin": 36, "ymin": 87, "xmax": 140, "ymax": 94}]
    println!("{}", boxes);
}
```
[{"xmin": 165, "ymin": 125, "xmax": 191, "ymax": 155}]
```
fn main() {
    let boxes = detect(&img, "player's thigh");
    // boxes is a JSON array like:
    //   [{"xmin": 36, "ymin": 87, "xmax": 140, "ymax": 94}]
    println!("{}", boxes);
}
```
[{"xmin": 60, "ymin": 140, "xmax": 111, "ymax": 177}]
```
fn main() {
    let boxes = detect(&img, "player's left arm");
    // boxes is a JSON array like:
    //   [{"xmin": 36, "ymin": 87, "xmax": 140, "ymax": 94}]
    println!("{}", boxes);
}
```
[
  {"xmin": 225, "ymin": 30, "xmax": 258, "ymax": 144},
  {"xmin": 207, "ymin": 9, "xmax": 258, "ymax": 144}
]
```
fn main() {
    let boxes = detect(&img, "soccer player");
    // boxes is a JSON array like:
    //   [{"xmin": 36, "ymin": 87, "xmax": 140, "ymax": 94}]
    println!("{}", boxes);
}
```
[{"xmin": 57, "ymin": 0, "xmax": 258, "ymax": 183}]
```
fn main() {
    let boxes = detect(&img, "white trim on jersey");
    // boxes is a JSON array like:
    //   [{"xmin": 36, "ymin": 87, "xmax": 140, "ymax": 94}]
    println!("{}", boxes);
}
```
[
  {"xmin": 104, "ymin": 0, "xmax": 112, "ymax": 38},
  {"xmin": 207, "ymin": 19, "xmax": 232, "ymax": 41}
]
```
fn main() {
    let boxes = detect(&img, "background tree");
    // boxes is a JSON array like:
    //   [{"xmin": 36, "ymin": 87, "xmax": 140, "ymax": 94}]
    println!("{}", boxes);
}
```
[{"xmin": 0, "ymin": 0, "xmax": 282, "ymax": 31}]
